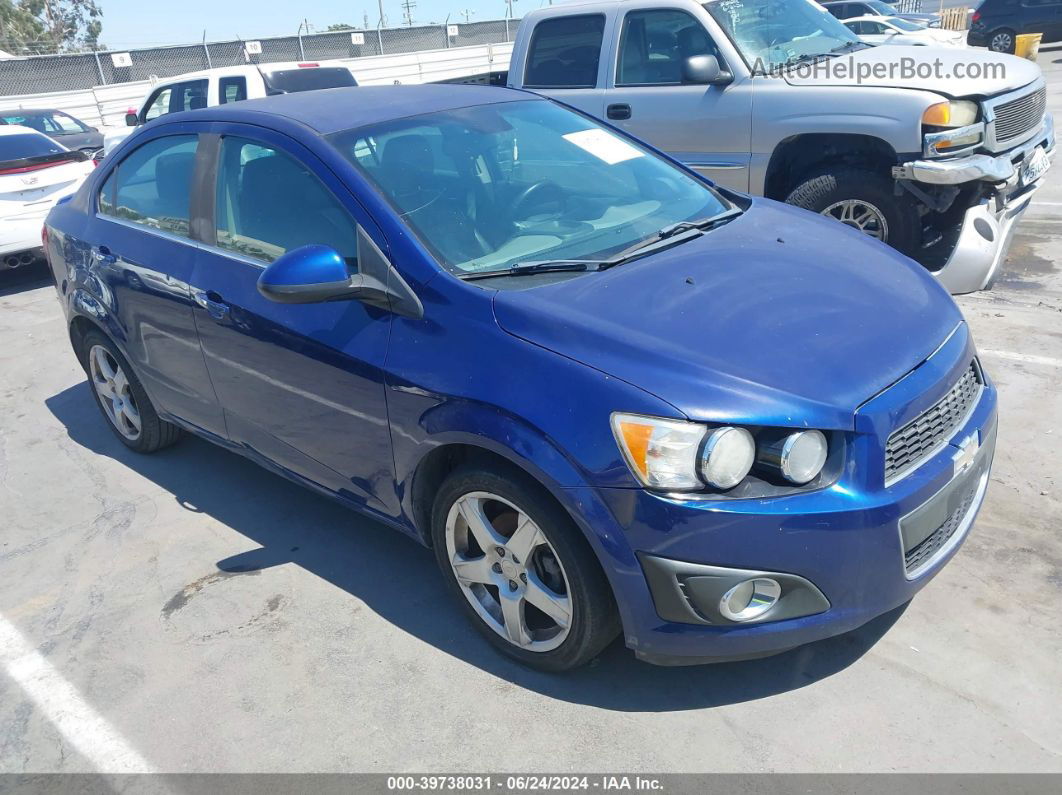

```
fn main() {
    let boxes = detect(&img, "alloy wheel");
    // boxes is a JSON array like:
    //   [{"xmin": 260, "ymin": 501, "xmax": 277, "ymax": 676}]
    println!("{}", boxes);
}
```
[
  {"xmin": 445, "ymin": 491, "xmax": 573, "ymax": 652},
  {"xmin": 89, "ymin": 344, "xmax": 142, "ymax": 440},
  {"xmin": 990, "ymin": 32, "xmax": 1013, "ymax": 52},
  {"xmin": 821, "ymin": 199, "xmax": 889, "ymax": 241}
]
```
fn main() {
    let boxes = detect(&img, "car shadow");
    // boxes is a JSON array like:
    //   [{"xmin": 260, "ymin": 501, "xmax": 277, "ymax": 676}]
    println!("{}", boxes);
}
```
[
  {"xmin": 46, "ymin": 381, "xmax": 904, "ymax": 712},
  {"xmin": 0, "ymin": 262, "xmax": 51, "ymax": 296}
]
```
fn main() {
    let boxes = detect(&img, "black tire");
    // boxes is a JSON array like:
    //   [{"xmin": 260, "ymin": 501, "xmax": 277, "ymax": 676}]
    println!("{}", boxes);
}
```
[
  {"xmin": 785, "ymin": 167, "xmax": 922, "ymax": 258},
  {"xmin": 987, "ymin": 28, "xmax": 1016, "ymax": 54},
  {"xmin": 81, "ymin": 329, "xmax": 182, "ymax": 453},
  {"xmin": 431, "ymin": 464, "xmax": 620, "ymax": 671}
]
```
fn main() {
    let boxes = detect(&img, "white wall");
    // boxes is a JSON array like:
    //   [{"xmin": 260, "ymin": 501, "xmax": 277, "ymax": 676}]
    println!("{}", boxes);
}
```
[{"xmin": 0, "ymin": 42, "xmax": 514, "ymax": 129}]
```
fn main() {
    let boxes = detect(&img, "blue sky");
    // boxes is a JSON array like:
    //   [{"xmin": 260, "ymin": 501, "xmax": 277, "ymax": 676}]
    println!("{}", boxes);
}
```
[{"xmin": 98, "ymin": 0, "xmax": 533, "ymax": 48}]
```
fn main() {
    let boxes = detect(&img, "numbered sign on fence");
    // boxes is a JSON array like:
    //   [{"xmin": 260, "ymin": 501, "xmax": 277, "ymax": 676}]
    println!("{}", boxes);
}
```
[
  {"xmin": 110, "ymin": 52, "xmax": 132, "ymax": 68},
  {"xmin": 351, "ymin": 32, "xmax": 366, "ymax": 45},
  {"xmin": 244, "ymin": 41, "xmax": 263, "ymax": 56},
  {"xmin": 447, "ymin": 25, "xmax": 459, "ymax": 37}
]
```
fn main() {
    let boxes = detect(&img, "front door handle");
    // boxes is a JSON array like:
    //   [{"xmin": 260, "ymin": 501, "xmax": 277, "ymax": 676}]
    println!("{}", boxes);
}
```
[
  {"xmin": 191, "ymin": 288, "xmax": 230, "ymax": 320},
  {"xmin": 606, "ymin": 103, "xmax": 632, "ymax": 120}
]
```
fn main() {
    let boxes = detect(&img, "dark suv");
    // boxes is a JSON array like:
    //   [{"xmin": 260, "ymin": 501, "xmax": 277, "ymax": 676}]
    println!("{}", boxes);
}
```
[{"xmin": 968, "ymin": 0, "xmax": 1062, "ymax": 52}]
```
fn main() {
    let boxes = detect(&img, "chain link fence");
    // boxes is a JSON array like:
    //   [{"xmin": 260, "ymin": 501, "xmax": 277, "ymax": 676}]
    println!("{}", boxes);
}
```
[{"xmin": 0, "ymin": 17, "xmax": 521, "ymax": 97}]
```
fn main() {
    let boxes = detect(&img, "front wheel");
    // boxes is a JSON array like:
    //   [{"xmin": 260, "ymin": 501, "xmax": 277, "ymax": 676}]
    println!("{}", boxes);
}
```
[
  {"xmin": 431, "ymin": 466, "xmax": 619, "ymax": 671},
  {"xmin": 987, "ymin": 29, "xmax": 1016, "ymax": 54},
  {"xmin": 784, "ymin": 167, "xmax": 921, "ymax": 258}
]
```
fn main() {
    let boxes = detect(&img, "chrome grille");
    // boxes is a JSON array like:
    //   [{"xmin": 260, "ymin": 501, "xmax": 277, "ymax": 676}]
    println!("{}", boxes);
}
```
[
  {"xmin": 905, "ymin": 476, "xmax": 980, "ymax": 575},
  {"xmin": 885, "ymin": 363, "xmax": 981, "ymax": 483},
  {"xmin": 992, "ymin": 86, "xmax": 1046, "ymax": 145}
]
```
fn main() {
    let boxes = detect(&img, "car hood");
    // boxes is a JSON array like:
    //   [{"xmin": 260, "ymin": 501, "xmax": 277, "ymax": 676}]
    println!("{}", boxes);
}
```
[
  {"xmin": 492, "ymin": 199, "xmax": 963, "ymax": 431},
  {"xmin": 785, "ymin": 46, "xmax": 1041, "ymax": 98}
]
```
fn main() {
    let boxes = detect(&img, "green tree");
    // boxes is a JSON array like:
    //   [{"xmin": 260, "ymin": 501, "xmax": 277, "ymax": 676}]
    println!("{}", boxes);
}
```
[
  {"xmin": 0, "ymin": 0, "xmax": 102, "ymax": 55},
  {"xmin": 326, "ymin": 23, "xmax": 356, "ymax": 31}
]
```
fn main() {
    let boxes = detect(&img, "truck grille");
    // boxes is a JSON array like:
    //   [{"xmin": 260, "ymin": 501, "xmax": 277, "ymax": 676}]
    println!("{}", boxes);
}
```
[
  {"xmin": 885, "ymin": 362, "xmax": 982, "ymax": 483},
  {"xmin": 904, "ymin": 475, "xmax": 980, "ymax": 575},
  {"xmin": 992, "ymin": 86, "xmax": 1046, "ymax": 145}
]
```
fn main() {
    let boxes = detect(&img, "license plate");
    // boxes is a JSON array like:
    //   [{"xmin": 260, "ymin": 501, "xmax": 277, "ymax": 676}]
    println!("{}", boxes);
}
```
[{"xmin": 1021, "ymin": 146, "xmax": 1049, "ymax": 186}]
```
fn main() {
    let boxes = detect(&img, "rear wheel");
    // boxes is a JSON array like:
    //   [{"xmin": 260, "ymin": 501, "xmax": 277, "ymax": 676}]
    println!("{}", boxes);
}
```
[
  {"xmin": 988, "ymin": 28, "xmax": 1015, "ymax": 53},
  {"xmin": 431, "ymin": 465, "xmax": 619, "ymax": 671},
  {"xmin": 81, "ymin": 330, "xmax": 182, "ymax": 453},
  {"xmin": 785, "ymin": 167, "xmax": 922, "ymax": 258}
]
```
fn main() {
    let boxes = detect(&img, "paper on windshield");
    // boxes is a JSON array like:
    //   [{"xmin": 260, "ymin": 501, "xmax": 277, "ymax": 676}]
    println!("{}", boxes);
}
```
[{"xmin": 562, "ymin": 129, "xmax": 644, "ymax": 165}]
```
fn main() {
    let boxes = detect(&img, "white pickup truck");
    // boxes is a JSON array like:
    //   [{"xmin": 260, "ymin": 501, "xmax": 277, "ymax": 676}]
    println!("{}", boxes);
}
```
[
  {"xmin": 103, "ymin": 61, "xmax": 358, "ymax": 155},
  {"xmin": 505, "ymin": 0, "xmax": 1055, "ymax": 293}
]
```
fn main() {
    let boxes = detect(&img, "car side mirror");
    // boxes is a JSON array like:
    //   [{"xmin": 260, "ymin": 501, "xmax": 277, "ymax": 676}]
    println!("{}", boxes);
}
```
[
  {"xmin": 683, "ymin": 55, "xmax": 732, "ymax": 86},
  {"xmin": 257, "ymin": 244, "xmax": 380, "ymax": 304},
  {"xmin": 257, "ymin": 233, "xmax": 423, "ymax": 318},
  {"xmin": 125, "ymin": 112, "xmax": 139, "ymax": 127}
]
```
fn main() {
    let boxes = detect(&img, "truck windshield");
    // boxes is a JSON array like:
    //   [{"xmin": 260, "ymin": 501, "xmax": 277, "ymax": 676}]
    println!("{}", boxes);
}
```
[
  {"xmin": 704, "ymin": 0, "xmax": 863, "ymax": 70},
  {"xmin": 330, "ymin": 100, "xmax": 734, "ymax": 277}
]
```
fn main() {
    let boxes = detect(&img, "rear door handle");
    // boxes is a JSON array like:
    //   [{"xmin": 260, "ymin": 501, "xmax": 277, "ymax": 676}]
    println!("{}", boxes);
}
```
[
  {"xmin": 94, "ymin": 246, "xmax": 116, "ymax": 265},
  {"xmin": 191, "ymin": 288, "xmax": 230, "ymax": 320},
  {"xmin": 606, "ymin": 103, "xmax": 632, "ymax": 120}
]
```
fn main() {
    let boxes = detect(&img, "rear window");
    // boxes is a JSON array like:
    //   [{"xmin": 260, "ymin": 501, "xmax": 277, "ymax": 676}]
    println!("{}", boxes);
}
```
[
  {"xmin": 0, "ymin": 133, "xmax": 66, "ymax": 163},
  {"xmin": 524, "ymin": 15, "xmax": 605, "ymax": 89},
  {"xmin": 263, "ymin": 67, "xmax": 357, "ymax": 94}
]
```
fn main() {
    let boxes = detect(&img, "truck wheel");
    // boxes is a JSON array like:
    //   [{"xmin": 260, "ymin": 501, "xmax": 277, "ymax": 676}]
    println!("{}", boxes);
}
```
[
  {"xmin": 987, "ymin": 29, "xmax": 1015, "ymax": 53},
  {"xmin": 81, "ymin": 330, "xmax": 182, "ymax": 453},
  {"xmin": 785, "ymin": 168, "xmax": 921, "ymax": 257},
  {"xmin": 431, "ymin": 465, "xmax": 620, "ymax": 671}
]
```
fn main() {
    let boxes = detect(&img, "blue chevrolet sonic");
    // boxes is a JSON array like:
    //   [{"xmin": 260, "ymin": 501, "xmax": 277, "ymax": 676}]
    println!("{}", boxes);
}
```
[{"xmin": 44, "ymin": 86, "xmax": 997, "ymax": 670}]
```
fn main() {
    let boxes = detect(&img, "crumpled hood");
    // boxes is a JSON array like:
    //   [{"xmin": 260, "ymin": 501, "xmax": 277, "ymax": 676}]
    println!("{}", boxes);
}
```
[
  {"xmin": 785, "ymin": 46, "xmax": 1041, "ymax": 98},
  {"xmin": 492, "ymin": 199, "xmax": 963, "ymax": 430}
]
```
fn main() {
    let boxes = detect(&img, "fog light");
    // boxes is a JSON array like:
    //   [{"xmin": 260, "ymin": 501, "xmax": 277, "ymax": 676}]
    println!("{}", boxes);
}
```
[{"xmin": 719, "ymin": 578, "xmax": 781, "ymax": 622}]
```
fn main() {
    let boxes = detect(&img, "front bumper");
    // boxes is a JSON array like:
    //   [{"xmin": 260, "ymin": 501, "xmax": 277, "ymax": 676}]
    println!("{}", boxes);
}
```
[
  {"xmin": 575, "ymin": 329, "xmax": 998, "ymax": 665},
  {"xmin": 896, "ymin": 115, "xmax": 1054, "ymax": 294}
]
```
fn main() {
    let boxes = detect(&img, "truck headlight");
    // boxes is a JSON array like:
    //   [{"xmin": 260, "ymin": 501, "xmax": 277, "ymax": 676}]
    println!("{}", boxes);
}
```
[{"xmin": 922, "ymin": 100, "xmax": 979, "ymax": 128}]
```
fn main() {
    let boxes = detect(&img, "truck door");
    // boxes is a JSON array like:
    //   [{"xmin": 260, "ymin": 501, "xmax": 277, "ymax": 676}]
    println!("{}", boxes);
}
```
[
  {"xmin": 601, "ymin": 7, "xmax": 753, "ymax": 191},
  {"xmin": 518, "ymin": 13, "xmax": 611, "ymax": 119}
]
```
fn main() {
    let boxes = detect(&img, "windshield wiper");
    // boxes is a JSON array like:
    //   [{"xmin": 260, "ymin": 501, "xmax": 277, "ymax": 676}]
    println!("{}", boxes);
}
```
[
  {"xmin": 459, "ymin": 207, "xmax": 743, "ymax": 280},
  {"xmin": 459, "ymin": 260, "xmax": 599, "ymax": 281},
  {"xmin": 829, "ymin": 41, "xmax": 867, "ymax": 55}
]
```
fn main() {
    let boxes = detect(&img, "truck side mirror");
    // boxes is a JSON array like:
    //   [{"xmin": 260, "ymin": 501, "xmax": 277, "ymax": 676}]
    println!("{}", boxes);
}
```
[
  {"xmin": 125, "ymin": 112, "xmax": 139, "ymax": 127},
  {"xmin": 683, "ymin": 55, "xmax": 732, "ymax": 86}
]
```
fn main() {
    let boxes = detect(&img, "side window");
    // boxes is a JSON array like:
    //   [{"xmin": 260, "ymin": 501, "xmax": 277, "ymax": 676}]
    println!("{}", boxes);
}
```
[
  {"xmin": 617, "ymin": 10, "xmax": 719, "ymax": 86},
  {"xmin": 214, "ymin": 137, "xmax": 359, "ymax": 265},
  {"xmin": 825, "ymin": 5, "xmax": 846, "ymax": 19},
  {"xmin": 219, "ymin": 76, "xmax": 248, "ymax": 104},
  {"xmin": 524, "ymin": 14, "xmax": 605, "ymax": 89},
  {"xmin": 103, "ymin": 135, "xmax": 198, "ymax": 237},
  {"xmin": 48, "ymin": 112, "xmax": 85, "ymax": 133},
  {"xmin": 172, "ymin": 80, "xmax": 209, "ymax": 112},
  {"xmin": 143, "ymin": 87, "xmax": 173, "ymax": 121}
]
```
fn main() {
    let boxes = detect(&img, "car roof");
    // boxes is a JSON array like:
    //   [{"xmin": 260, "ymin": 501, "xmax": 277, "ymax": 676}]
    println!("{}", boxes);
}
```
[
  {"xmin": 0, "ymin": 124, "xmax": 49, "ymax": 137},
  {"xmin": 174, "ymin": 84, "xmax": 538, "ymax": 135}
]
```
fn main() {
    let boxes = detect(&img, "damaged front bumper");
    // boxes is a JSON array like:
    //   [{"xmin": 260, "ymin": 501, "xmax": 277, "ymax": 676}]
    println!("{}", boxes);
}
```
[{"xmin": 893, "ymin": 114, "xmax": 1055, "ymax": 295}]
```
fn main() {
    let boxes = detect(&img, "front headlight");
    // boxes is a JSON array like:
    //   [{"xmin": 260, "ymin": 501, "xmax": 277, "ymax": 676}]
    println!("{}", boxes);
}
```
[
  {"xmin": 611, "ymin": 413, "xmax": 829, "ymax": 493},
  {"xmin": 922, "ymin": 100, "xmax": 979, "ymax": 128}
]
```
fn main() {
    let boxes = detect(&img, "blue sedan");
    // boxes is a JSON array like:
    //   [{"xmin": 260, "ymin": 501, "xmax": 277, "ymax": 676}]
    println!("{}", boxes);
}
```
[{"xmin": 44, "ymin": 85, "xmax": 997, "ymax": 669}]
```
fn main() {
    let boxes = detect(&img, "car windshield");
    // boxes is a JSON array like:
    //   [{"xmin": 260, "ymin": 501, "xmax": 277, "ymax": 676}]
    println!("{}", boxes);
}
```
[
  {"xmin": 865, "ymin": 0, "xmax": 898, "ymax": 14},
  {"xmin": 330, "ymin": 99, "xmax": 732, "ymax": 276},
  {"xmin": 704, "ymin": 0, "xmax": 863, "ymax": 69},
  {"xmin": 884, "ymin": 16, "xmax": 923, "ymax": 31}
]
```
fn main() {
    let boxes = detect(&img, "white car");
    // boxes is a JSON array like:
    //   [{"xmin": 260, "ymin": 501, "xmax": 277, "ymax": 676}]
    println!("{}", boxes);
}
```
[
  {"xmin": 0, "ymin": 126, "xmax": 93, "ymax": 270},
  {"xmin": 102, "ymin": 62, "xmax": 359, "ymax": 155},
  {"xmin": 843, "ymin": 16, "xmax": 967, "ymax": 47}
]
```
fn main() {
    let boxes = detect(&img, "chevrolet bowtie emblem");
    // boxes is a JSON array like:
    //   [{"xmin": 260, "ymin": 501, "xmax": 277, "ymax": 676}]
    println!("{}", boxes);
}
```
[{"xmin": 953, "ymin": 433, "xmax": 979, "ymax": 478}]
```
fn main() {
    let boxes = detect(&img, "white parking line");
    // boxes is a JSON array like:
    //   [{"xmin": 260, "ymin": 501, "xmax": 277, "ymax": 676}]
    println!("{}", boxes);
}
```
[
  {"xmin": 0, "ymin": 614, "xmax": 155, "ymax": 773},
  {"xmin": 981, "ymin": 349, "xmax": 1062, "ymax": 368}
]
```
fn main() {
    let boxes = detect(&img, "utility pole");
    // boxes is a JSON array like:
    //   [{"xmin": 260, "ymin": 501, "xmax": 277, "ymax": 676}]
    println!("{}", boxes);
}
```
[
  {"xmin": 377, "ymin": 0, "xmax": 387, "ymax": 28},
  {"xmin": 460, "ymin": 9, "xmax": 475, "ymax": 23},
  {"xmin": 504, "ymin": 0, "xmax": 518, "ymax": 21},
  {"xmin": 401, "ymin": 0, "xmax": 417, "ymax": 26}
]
